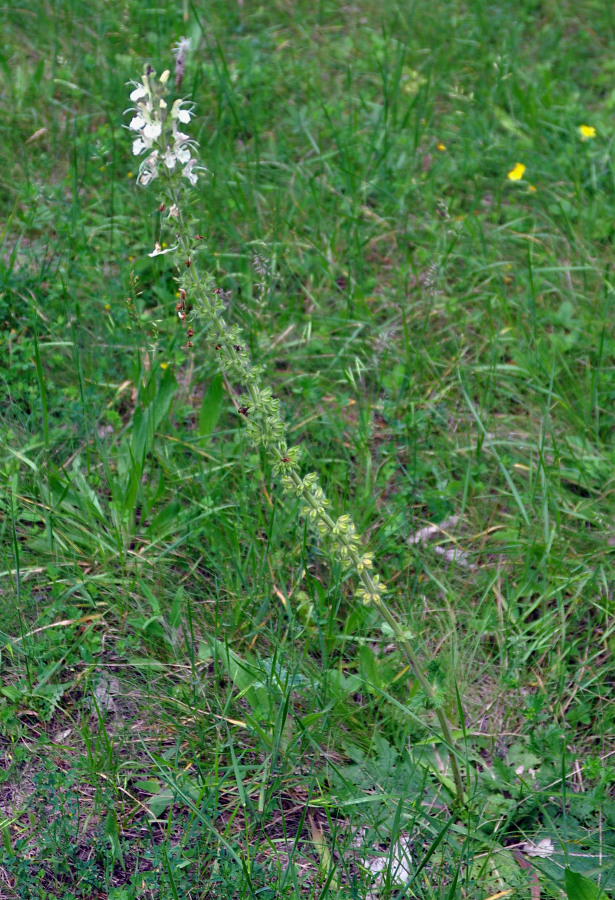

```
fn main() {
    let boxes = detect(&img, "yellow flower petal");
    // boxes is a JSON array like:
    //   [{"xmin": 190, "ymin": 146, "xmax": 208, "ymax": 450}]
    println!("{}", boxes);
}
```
[
  {"xmin": 579, "ymin": 124, "xmax": 596, "ymax": 140},
  {"xmin": 437, "ymin": 141, "xmax": 446, "ymax": 152},
  {"xmin": 528, "ymin": 184, "xmax": 537, "ymax": 193},
  {"xmin": 160, "ymin": 362, "xmax": 169, "ymax": 369},
  {"xmin": 507, "ymin": 163, "xmax": 526, "ymax": 181}
]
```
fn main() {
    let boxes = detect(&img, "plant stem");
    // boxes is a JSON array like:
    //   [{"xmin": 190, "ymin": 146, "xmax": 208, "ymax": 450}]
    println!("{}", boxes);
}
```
[
  {"xmin": 371, "ymin": 597, "xmax": 465, "ymax": 804},
  {"xmin": 168, "ymin": 187, "xmax": 466, "ymax": 806}
]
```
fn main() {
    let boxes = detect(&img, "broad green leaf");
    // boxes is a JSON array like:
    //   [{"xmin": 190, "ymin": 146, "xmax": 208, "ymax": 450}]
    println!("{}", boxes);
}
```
[
  {"xmin": 146, "ymin": 778, "xmax": 201, "ymax": 819},
  {"xmin": 565, "ymin": 868, "xmax": 610, "ymax": 900},
  {"xmin": 133, "ymin": 779, "xmax": 162, "ymax": 793},
  {"xmin": 105, "ymin": 809, "xmax": 125, "ymax": 870},
  {"xmin": 212, "ymin": 639, "xmax": 271, "ymax": 716},
  {"xmin": 151, "ymin": 367, "xmax": 177, "ymax": 431},
  {"xmin": 199, "ymin": 373, "xmax": 224, "ymax": 438}
]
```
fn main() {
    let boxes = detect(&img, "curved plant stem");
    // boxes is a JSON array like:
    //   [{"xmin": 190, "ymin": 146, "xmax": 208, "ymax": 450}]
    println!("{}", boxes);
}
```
[
  {"xmin": 169, "ymin": 192, "xmax": 466, "ymax": 806},
  {"xmin": 126, "ymin": 56, "xmax": 466, "ymax": 804}
]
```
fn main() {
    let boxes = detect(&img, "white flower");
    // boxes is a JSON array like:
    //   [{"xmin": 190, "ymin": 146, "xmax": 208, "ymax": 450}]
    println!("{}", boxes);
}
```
[
  {"xmin": 164, "ymin": 148, "xmax": 177, "ymax": 169},
  {"xmin": 176, "ymin": 144, "xmax": 191, "ymax": 164},
  {"xmin": 171, "ymin": 99, "xmax": 193, "ymax": 124},
  {"xmin": 129, "ymin": 84, "xmax": 147, "ymax": 102},
  {"xmin": 182, "ymin": 159, "xmax": 198, "ymax": 185},
  {"xmin": 143, "ymin": 121, "xmax": 162, "ymax": 141},
  {"xmin": 149, "ymin": 242, "xmax": 178, "ymax": 257},
  {"xmin": 137, "ymin": 150, "xmax": 160, "ymax": 186},
  {"xmin": 129, "ymin": 115, "xmax": 146, "ymax": 131},
  {"xmin": 168, "ymin": 204, "xmax": 180, "ymax": 218},
  {"xmin": 132, "ymin": 137, "xmax": 148, "ymax": 155},
  {"xmin": 172, "ymin": 126, "xmax": 196, "ymax": 163},
  {"xmin": 139, "ymin": 168, "xmax": 157, "ymax": 186},
  {"xmin": 159, "ymin": 69, "xmax": 170, "ymax": 84}
]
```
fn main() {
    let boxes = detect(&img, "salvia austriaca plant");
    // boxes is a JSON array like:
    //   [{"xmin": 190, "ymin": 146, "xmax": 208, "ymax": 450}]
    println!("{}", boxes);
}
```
[{"xmin": 125, "ymin": 42, "xmax": 465, "ymax": 805}]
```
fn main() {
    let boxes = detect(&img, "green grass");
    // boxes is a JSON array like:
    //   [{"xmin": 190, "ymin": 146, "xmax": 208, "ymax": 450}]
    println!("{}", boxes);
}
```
[{"xmin": 1, "ymin": 0, "xmax": 615, "ymax": 897}]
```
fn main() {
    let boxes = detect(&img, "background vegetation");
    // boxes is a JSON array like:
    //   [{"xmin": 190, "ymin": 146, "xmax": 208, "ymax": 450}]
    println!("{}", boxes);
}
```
[{"xmin": 1, "ymin": 0, "xmax": 614, "ymax": 897}]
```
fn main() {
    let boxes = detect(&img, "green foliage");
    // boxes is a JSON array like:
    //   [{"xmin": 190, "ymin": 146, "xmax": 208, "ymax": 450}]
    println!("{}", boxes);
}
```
[
  {"xmin": 1, "ymin": 0, "xmax": 615, "ymax": 897},
  {"xmin": 565, "ymin": 869, "xmax": 610, "ymax": 900}
]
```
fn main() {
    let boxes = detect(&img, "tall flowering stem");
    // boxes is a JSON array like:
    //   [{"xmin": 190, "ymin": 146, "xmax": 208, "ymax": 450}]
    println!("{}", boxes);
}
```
[{"xmin": 126, "ymin": 62, "xmax": 465, "ymax": 805}]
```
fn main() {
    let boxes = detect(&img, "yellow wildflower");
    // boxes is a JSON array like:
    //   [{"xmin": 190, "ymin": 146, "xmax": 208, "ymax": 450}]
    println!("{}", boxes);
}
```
[
  {"xmin": 437, "ymin": 142, "xmax": 446, "ymax": 152},
  {"xmin": 579, "ymin": 124, "xmax": 596, "ymax": 140},
  {"xmin": 507, "ymin": 163, "xmax": 526, "ymax": 181},
  {"xmin": 528, "ymin": 184, "xmax": 537, "ymax": 193},
  {"xmin": 160, "ymin": 362, "xmax": 169, "ymax": 369}
]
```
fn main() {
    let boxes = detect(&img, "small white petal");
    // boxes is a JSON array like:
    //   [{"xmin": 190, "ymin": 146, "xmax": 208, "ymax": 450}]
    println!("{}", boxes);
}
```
[
  {"xmin": 177, "ymin": 109, "xmax": 191, "ymax": 124},
  {"xmin": 129, "ymin": 115, "xmax": 146, "ymax": 131},
  {"xmin": 183, "ymin": 160, "xmax": 198, "ymax": 185},
  {"xmin": 176, "ymin": 145, "xmax": 191, "ymax": 164},
  {"xmin": 522, "ymin": 838, "xmax": 555, "ymax": 859},
  {"xmin": 164, "ymin": 148, "xmax": 177, "ymax": 169},
  {"xmin": 130, "ymin": 85, "xmax": 147, "ymax": 102},
  {"xmin": 160, "ymin": 69, "xmax": 170, "ymax": 84},
  {"xmin": 132, "ymin": 137, "xmax": 148, "ymax": 155},
  {"xmin": 148, "ymin": 242, "xmax": 178, "ymax": 257},
  {"xmin": 139, "ymin": 169, "xmax": 157, "ymax": 186},
  {"xmin": 143, "ymin": 121, "xmax": 162, "ymax": 140},
  {"xmin": 137, "ymin": 152, "xmax": 159, "ymax": 186}
]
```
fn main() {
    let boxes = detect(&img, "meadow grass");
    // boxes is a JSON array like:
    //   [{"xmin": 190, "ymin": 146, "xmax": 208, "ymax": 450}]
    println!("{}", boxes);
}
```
[{"xmin": 1, "ymin": 0, "xmax": 615, "ymax": 897}]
